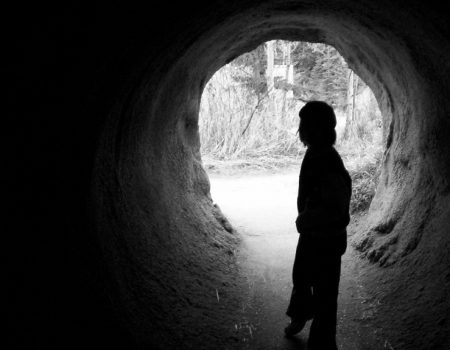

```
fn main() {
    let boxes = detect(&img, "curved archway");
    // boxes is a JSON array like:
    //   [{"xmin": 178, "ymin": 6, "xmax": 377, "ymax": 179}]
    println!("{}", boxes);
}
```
[
  {"xmin": 14, "ymin": 1, "xmax": 449, "ymax": 349},
  {"xmin": 91, "ymin": 2, "xmax": 450, "ymax": 348}
]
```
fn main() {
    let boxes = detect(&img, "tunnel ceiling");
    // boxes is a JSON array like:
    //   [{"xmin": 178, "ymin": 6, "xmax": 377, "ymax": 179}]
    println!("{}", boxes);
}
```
[{"xmin": 11, "ymin": 1, "xmax": 450, "ymax": 349}]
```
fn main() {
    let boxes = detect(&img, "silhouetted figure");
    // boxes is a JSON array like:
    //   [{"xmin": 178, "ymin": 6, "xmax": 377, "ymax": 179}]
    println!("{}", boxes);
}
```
[{"xmin": 285, "ymin": 101, "xmax": 352, "ymax": 350}]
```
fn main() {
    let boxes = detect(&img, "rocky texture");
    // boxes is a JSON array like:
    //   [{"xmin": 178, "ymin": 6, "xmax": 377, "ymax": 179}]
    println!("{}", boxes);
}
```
[{"xmin": 10, "ymin": 1, "xmax": 450, "ymax": 349}]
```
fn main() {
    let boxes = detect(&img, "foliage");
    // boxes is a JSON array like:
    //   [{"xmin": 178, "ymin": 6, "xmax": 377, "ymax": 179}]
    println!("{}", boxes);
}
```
[
  {"xmin": 199, "ymin": 40, "xmax": 383, "ymax": 166},
  {"xmin": 349, "ymin": 152, "xmax": 383, "ymax": 214},
  {"xmin": 291, "ymin": 42, "xmax": 349, "ymax": 106},
  {"xmin": 228, "ymin": 41, "xmax": 351, "ymax": 105},
  {"xmin": 231, "ymin": 45, "xmax": 267, "ymax": 96}
]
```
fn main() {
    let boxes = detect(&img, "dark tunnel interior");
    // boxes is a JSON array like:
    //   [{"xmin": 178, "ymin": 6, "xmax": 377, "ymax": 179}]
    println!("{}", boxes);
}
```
[{"xmin": 9, "ymin": 1, "xmax": 450, "ymax": 349}]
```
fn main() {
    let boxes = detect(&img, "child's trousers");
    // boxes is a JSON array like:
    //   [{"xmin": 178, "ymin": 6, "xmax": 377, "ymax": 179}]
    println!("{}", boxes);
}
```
[{"xmin": 286, "ymin": 234, "xmax": 346, "ymax": 350}]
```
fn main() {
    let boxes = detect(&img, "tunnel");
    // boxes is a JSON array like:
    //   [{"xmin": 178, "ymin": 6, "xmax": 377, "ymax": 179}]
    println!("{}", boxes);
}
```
[{"xmin": 10, "ymin": 1, "xmax": 450, "ymax": 349}]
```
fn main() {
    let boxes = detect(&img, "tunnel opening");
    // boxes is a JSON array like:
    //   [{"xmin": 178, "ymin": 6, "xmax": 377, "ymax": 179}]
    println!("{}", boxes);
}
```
[
  {"xmin": 196, "ymin": 38, "xmax": 386, "ymax": 349},
  {"xmin": 199, "ymin": 39, "xmax": 384, "ymax": 215},
  {"xmin": 91, "ymin": 3, "xmax": 450, "ymax": 349}
]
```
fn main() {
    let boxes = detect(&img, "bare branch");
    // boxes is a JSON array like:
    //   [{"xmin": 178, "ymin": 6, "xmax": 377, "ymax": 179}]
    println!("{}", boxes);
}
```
[{"xmin": 240, "ymin": 87, "xmax": 273, "ymax": 136}]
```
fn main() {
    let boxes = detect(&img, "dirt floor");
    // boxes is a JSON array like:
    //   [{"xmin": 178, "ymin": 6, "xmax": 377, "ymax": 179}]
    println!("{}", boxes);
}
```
[{"xmin": 210, "ymin": 169, "xmax": 391, "ymax": 350}]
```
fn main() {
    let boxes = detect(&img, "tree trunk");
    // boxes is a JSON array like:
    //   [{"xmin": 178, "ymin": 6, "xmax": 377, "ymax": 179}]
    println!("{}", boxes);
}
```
[
  {"xmin": 266, "ymin": 41, "xmax": 274, "ymax": 92},
  {"xmin": 344, "ymin": 69, "xmax": 355, "ymax": 140},
  {"xmin": 344, "ymin": 70, "xmax": 360, "ymax": 140},
  {"xmin": 281, "ymin": 41, "xmax": 291, "ymax": 120},
  {"xmin": 353, "ymin": 73, "xmax": 358, "ymax": 123},
  {"xmin": 266, "ymin": 40, "xmax": 275, "ymax": 116}
]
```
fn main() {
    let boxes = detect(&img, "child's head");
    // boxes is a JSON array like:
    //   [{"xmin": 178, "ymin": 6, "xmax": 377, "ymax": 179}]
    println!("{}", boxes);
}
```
[{"xmin": 298, "ymin": 101, "xmax": 337, "ymax": 147}]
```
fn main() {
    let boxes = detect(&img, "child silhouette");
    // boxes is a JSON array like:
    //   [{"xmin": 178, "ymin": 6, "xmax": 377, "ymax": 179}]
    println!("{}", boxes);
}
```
[{"xmin": 285, "ymin": 101, "xmax": 352, "ymax": 350}]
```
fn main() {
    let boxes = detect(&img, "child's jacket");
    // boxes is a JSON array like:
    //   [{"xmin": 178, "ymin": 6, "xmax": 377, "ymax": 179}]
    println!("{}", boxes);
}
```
[{"xmin": 296, "ymin": 146, "xmax": 352, "ymax": 239}]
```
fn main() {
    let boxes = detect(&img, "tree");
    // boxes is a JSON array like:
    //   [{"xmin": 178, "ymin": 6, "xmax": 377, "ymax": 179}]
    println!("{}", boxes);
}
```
[
  {"xmin": 265, "ymin": 41, "xmax": 274, "ymax": 92},
  {"xmin": 291, "ymin": 42, "xmax": 349, "ymax": 106},
  {"xmin": 344, "ymin": 70, "xmax": 358, "ymax": 140},
  {"xmin": 232, "ymin": 45, "xmax": 267, "ymax": 97},
  {"xmin": 281, "ymin": 40, "xmax": 292, "ymax": 120}
]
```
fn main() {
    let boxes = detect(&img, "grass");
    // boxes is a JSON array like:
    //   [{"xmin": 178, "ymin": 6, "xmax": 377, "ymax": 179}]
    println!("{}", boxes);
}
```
[{"xmin": 199, "ymin": 64, "xmax": 305, "ymax": 162}]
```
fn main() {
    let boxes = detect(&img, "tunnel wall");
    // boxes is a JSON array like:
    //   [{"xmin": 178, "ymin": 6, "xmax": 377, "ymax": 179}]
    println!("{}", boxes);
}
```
[{"xmin": 10, "ymin": 1, "xmax": 450, "ymax": 349}]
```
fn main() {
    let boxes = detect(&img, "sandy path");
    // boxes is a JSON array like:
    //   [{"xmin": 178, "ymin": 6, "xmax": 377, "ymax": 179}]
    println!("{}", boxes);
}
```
[{"xmin": 210, "ymin": 170, "xmax": 382, "ymax": 350}]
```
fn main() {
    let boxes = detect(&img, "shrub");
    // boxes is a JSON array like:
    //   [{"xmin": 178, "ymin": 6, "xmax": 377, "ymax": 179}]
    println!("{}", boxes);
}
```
[{"xmin": 349, "ymin": 153, "xmax": 382, "ymax": 214}]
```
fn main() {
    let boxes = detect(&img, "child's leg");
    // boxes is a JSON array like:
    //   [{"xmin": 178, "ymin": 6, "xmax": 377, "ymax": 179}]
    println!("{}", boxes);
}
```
[
  {"xmin": 286, "ymin": 236, "xmax": 314, "ymax": 321},
  {"xmin": 308, "ymin": 254, "xmax": 341, "ymax": 349}
]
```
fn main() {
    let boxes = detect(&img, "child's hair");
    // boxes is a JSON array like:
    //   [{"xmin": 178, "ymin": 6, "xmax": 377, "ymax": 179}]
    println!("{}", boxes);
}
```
[{"xmin": 298, "ymin": 101, "xmax": 337, "ymax": 147}]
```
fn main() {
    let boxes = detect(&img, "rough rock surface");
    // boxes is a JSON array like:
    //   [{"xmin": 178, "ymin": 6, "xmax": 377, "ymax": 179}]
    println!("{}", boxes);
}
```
[{"xmin": 9, "ymin": 1, "xmax": 450, "ymax": 349}]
